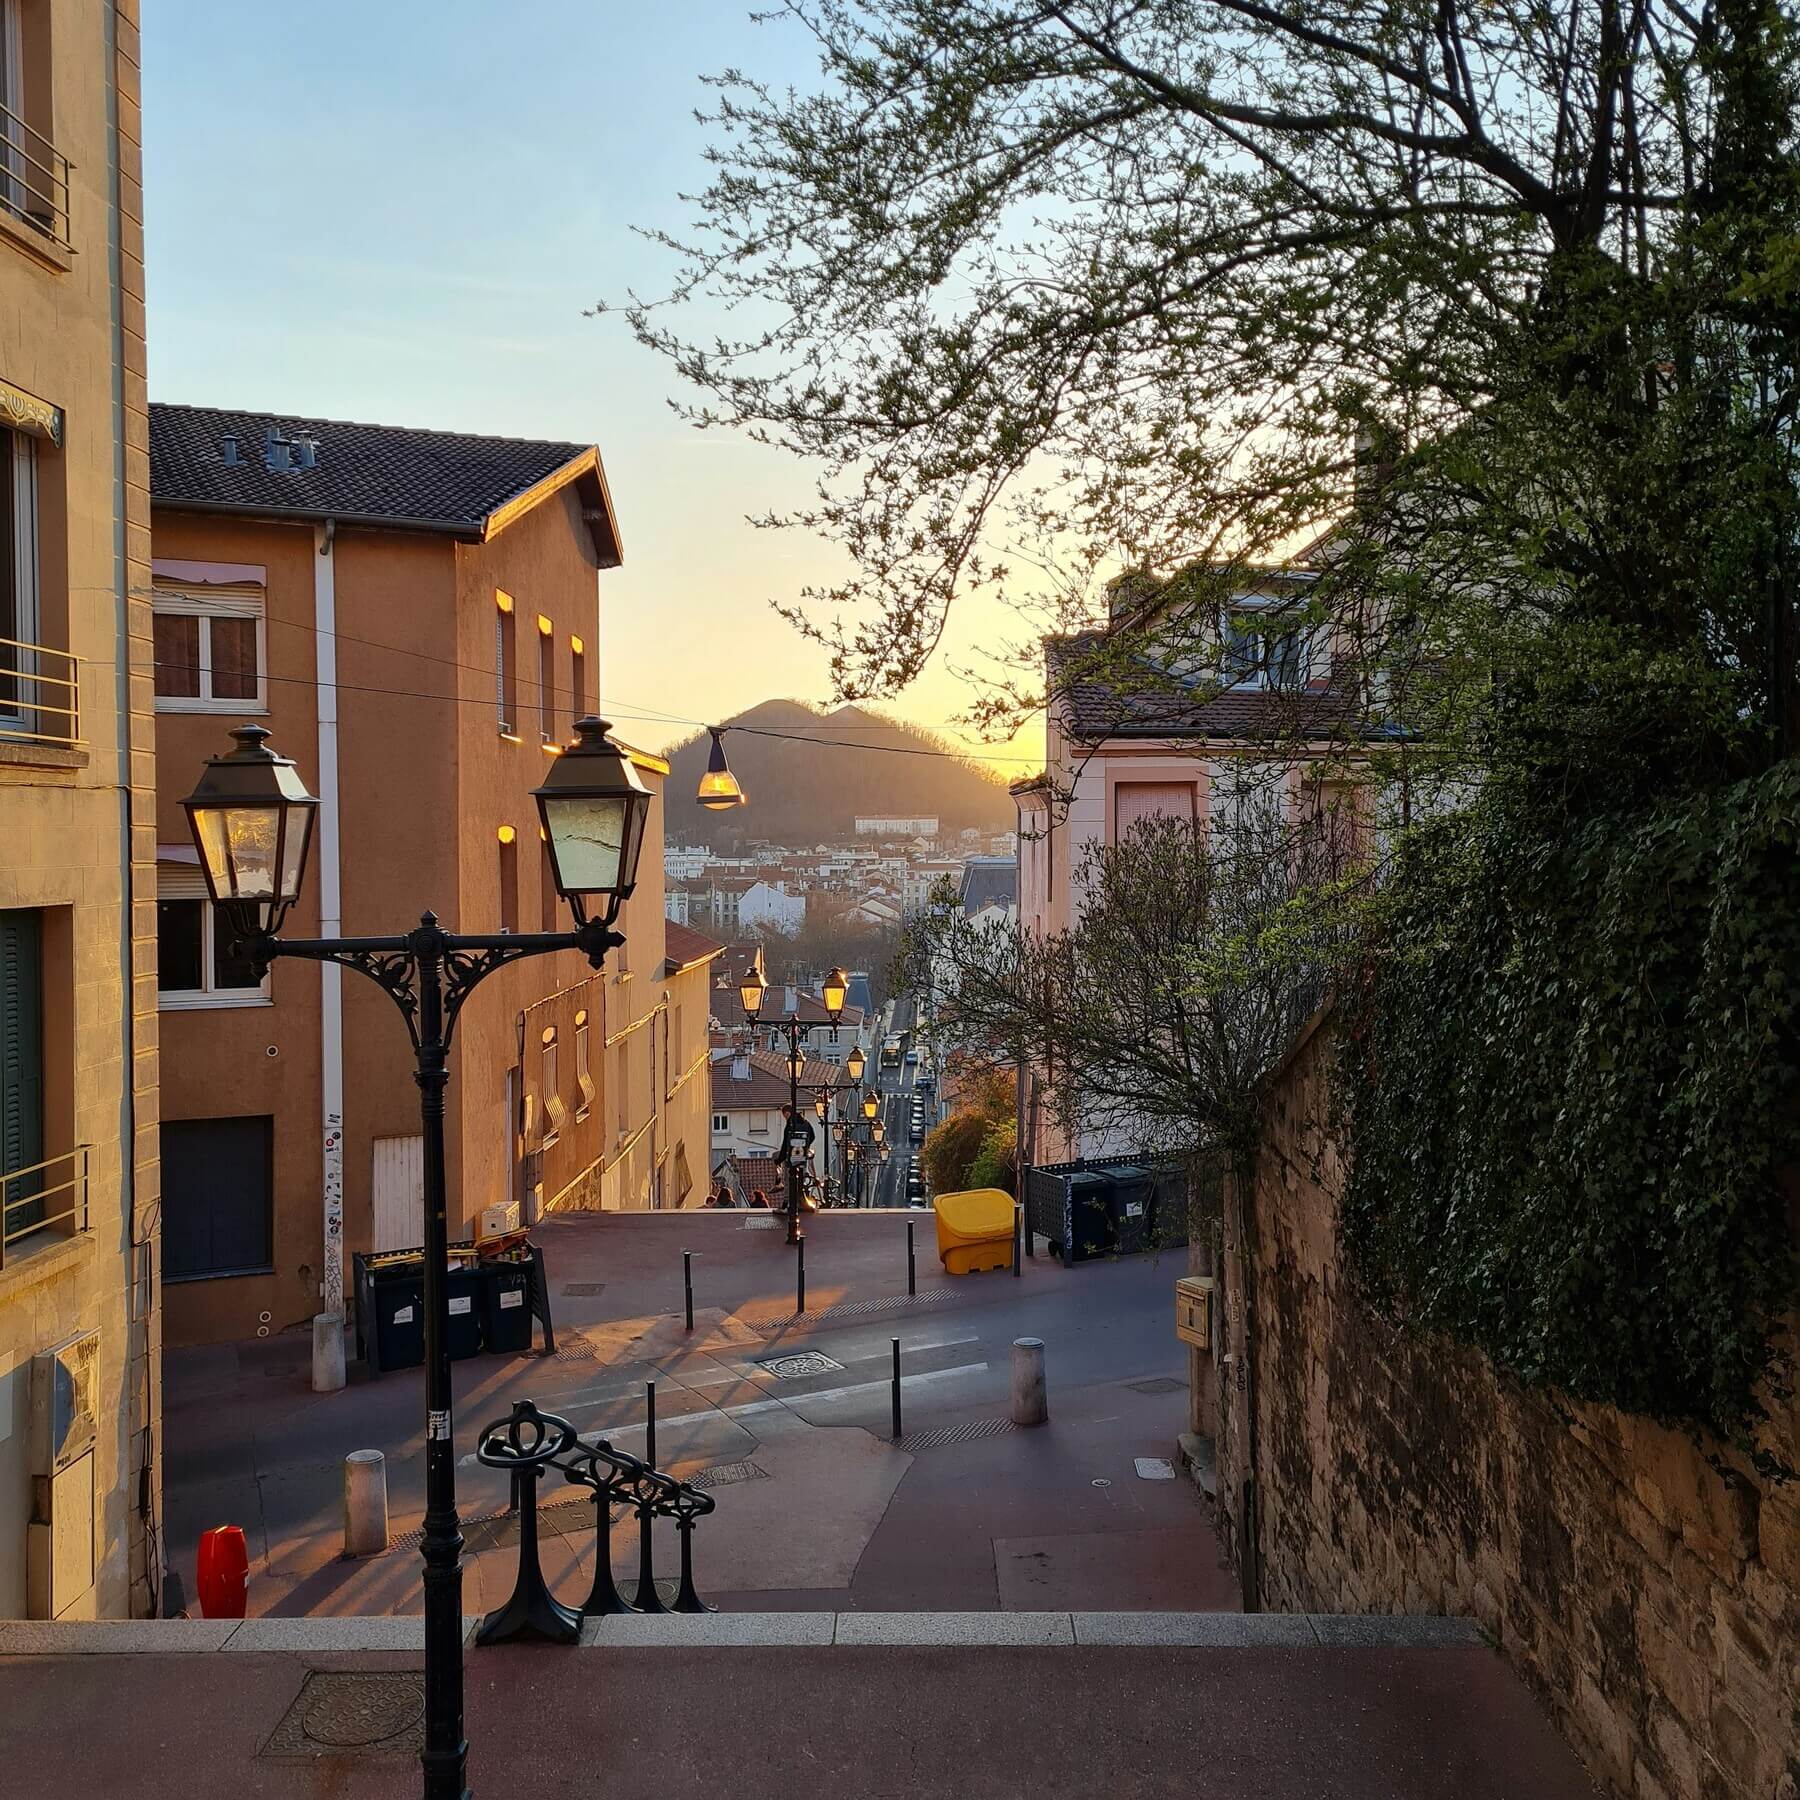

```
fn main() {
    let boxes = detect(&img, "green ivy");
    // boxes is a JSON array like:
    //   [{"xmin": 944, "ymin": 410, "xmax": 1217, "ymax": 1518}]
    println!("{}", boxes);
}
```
[{"xmin": 1338, "ymin": 762, "xmax": 1800, "ymax": 1452}]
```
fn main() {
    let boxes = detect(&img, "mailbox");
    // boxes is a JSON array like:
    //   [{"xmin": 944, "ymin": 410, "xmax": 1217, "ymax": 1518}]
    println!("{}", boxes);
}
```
[{"xmin": 1175, "ymin": 1276, "xmax": 1215, "ymax": 1350}]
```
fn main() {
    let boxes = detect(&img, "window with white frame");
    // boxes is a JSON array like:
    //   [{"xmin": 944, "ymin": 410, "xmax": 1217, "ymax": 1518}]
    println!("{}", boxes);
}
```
[
  {"xmin": 574, "ymin": 1010, "xmax": 594, "ymax": 1120},
  {"xmin": 747, "ymin": 1109, "xmax": 770, "ymax": 1137},
  {"xmin": 1, "ymin": 424, "xmax": 39, "ymax": 729},
  {"xmin": 712, "ymin": 1112, "xmax": 729, "ymax": 1134},
  {"xmin": 156, "ymin": 862, "xmax": 268, "ymax": 1007},
  {"xmin": 1220, "ymin": 601, "xmax": 1311, "ymax": 691},
  {"xmin": 153, "ymin": 583, "xmax": 266, "ymax": 710},
  {"xmin": 541, "ymin": 1026, "xmax": 566, "ymax": 1145}
]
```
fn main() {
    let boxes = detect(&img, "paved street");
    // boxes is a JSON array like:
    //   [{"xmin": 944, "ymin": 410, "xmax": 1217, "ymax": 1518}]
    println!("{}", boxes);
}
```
[{"xmin": 164, "ymin": 1210, "xmax": 1225, "ymax": 1619}]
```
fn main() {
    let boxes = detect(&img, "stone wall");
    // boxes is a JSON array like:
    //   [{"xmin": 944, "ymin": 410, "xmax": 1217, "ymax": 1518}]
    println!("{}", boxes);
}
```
[{"xmin": 1215, "ymin": 1011, "xmax": 1798, "ymax": 1800}]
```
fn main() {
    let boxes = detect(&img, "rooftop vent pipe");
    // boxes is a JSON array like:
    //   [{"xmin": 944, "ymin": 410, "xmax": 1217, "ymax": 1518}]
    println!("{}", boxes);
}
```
[
  {"xmin": 221, "ymin": 433, "xmax": 241, "ymax": 467},
  {"xmin": 265, "ymin": 428, "xmax": 293, "ymax": 473}
]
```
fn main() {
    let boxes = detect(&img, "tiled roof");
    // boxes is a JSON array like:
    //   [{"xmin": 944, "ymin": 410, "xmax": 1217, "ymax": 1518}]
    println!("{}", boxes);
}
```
[
  {"xmin": 664, "ymin": 921, "xmax": 726, "ymax": 975},
  {"xmin": 712, "ymin": 1049, "xmax": 849, "ymax": 1111},
  {"xmin": 149, "ymin": 401, "xmax": 621, "ymax": 564},
  {"xmin": 1049, "ymin": 632, "xmax": 1370, "ymax": 744},
  {"xmin": 959, "ymin": 857, "xmax": 1018, "ymax": 914},
  {"xmin": 723, "ymin": 1156, "xmax": 783, "ymax": 1204}
]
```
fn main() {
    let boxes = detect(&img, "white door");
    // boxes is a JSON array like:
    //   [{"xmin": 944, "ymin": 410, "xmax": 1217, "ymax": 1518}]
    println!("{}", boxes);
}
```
[{"xmin": 370, "ymin": 1134, "xmax": 424, "ymax": 1252}]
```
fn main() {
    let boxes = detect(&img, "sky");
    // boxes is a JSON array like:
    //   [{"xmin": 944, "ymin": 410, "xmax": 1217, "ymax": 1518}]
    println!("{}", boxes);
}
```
[{"xmin": 141, "ymin": 1, "xmax": 1044, "ymax": 778}]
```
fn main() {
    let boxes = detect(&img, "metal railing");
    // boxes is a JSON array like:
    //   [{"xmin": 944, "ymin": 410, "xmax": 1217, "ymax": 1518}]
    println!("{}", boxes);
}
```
[
  {"xmin": 1, "ymin": 1146, "xmax": 91, "ymax": 1270},
  {"xmin": 0, "ymin": 635, "xmax": 80, "ymax": 747},
  {"xmin": 0, "ymin": 99, "xmax": 72, "ymax": 249}
]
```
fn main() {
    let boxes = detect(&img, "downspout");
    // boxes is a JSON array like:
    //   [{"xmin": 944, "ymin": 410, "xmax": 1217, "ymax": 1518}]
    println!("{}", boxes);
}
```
[
  {"xmin": 103, "ymin": 0, "xmax": 152, "ymax": 1617},
  {"xmin": 311, "ymin": 519, "xmax": 346, "ymax": 1391}
]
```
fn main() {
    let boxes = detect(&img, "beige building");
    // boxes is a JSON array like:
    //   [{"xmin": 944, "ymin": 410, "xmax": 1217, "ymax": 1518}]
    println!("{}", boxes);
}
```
[
  {"xmin": 0, "ymin": 1, "xmax": 160, "ymax": 1618},
  {"xmin": 151, "ymin": 403, "xmax": 721, "ymax": 1349}
]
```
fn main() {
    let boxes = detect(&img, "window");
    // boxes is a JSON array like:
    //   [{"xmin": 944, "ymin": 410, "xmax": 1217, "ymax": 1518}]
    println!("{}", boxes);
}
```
[
  {"xmin": 541, "ymin": 1027, "xmax": 566, "ymax": 1145},
  {"xmin": 0, "ymin": 423, "xmax": 37, "ymax": 729},
  {"xmin": 498, "ymin": 826, "xmax": 519, "ymax": 932},
  {"xmin": 1, "ymin": 906, "xmax": 44, "ymax": 1236},
  {"xmin": 712, "ymin": 1112, "xmax": 729, "ymax": 1134},
  {"xmin": 495, "ymin": 591, "xmax": 517, "ymax": 735},
  {"xmin": 152, "ymin": 585, "xmax": 266, "ymax": 710},
  {"xmin": 1113, "ymin": 782, "xmax": 1197, "ymax": 840},
  {"xmin": 161, "ymin": 1115, "xmax": 274, "ymax": 1280},
  {"xmin": 574, "ymin": 1010, "xmax": 594, "ymax": 1120},
  {"xmin": 748, "ymin": 1109, "xmax": 771, "ymax": 1137},
  {"xmin": 537, "ymin": 615, "xmax": 555, "ymax": 741},
  {"xmin": 156, "ymin": 865, "xmax": 267, "ymax": 1007},
  {"xmin": 1221, "ymin": 605, "xmax": 1309, "ymax": 691},
  {"xmin": 0, "ymin": 0, "xmax": 68, "ymax": 246},
  {"xmin": 570, "ymin": 636, "xmax": 587, "ymax": 718}
]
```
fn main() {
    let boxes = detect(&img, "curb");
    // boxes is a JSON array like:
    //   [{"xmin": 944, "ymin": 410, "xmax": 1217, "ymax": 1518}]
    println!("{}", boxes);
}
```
[{"xmin": 0, "ymin": 1612, "xmax": 1485, "ymax": 1654}]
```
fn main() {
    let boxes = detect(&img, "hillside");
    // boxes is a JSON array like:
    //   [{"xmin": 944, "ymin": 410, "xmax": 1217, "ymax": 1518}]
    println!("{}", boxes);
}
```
[{"xmin": 661, "ymin": 700, "xmax": 1015, "ymax": 848}]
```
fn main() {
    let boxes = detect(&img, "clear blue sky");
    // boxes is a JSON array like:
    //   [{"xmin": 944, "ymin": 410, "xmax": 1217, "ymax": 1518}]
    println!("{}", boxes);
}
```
[{"xmin": 142, "ymin": 1, "xmax": 1038, "ymax": 772}]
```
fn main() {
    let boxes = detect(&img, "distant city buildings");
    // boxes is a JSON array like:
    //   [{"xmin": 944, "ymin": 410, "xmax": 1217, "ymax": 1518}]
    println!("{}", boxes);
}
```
[{"xmin": 855, "ymin": 814, "xmax": 939, "ymax": 837}]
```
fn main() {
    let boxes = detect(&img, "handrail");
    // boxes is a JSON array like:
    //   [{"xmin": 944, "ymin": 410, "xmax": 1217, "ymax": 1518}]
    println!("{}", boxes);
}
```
[
  {"xmin": 0, "ymin": 634, "xmax": 80, "ymax": 746},
  {"xmin": 0, "ymin": 97, "xmax": 72, "ymax": 250},
  {"xmin": 0, "ymin": 1145, "xmax": 90, "ymax": 1269}
]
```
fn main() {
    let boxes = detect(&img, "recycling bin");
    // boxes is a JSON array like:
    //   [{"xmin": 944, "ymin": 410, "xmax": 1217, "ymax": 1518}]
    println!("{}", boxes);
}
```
[
  {"xmin": 368, "ymin": 1259, "xmax": 425, "ymax": 1371},
  {"xmin": 1106, "ymin": 1164, "xmax": 1154, "ymax": 1255},
  {"xmin": 1065, "ymin": 1168, "xmax": 1114, "ymax": 1265},
  {"xmin": 482, "ymin": 1259, "xmax": 534, "ymax": 1353},
  {"xmin": 444, "ymin": 1264, "xmax": 484, "ymax": 1360}
]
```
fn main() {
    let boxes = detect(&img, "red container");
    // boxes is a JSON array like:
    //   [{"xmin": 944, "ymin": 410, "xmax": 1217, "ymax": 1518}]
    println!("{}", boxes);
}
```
[{"xmin": 195, "ymin": 1524, "xmax": 249, "ymax": 1619}]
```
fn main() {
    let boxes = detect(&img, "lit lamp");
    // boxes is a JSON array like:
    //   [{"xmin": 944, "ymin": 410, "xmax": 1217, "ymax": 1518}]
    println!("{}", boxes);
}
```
[
  {"xmin": 871, "ymin": 1120, "xmax": 886, "ymax": 1147},
  {"xmin": 862, "ymin": 1091, "xmax": 879, "ymax": 1121},
  {"xmin": 182, "ymin": 724, "xmax": 319, "ymax": 941},
  {"xmin": 740, "ymin": 966, "xmax": 767, "ymax": 1021},
  {"xmin": 696, "ymin": 726, "xmax": 746, "ymax": 811},
  {"xmin": 814, "ymin": 1093, "xmax": 828, "ymax": 1120},
  {"xmin": 833, "ymin": 1123, "xmax": 846, "ymax": 1144},
  {"xmin": 846, "ymin": 1044, "xmax": 865, "ymax": 1082},
  {"xmin": 788, "ymin": 1047, "xmax": 805, "ymax": 1081},
  {"xmin": 532, "ymin": 718, "xmax": 652, "ymax": 927},
  {"xmin": 821, "ymin": 965, "xmax": 849, "ymax": 1019}
]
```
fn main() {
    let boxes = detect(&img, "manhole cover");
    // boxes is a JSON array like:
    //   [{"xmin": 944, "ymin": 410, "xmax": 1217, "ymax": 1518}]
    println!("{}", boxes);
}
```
[
  {"xmin": 743, "ymin": 1216, "xmax": 777, "ymax": 1230},
  {"xmin": 1134, "ymin": 1457, "xmax": 1177, "ymax": 1480},
  {"xmin": 263, "ymin": 1672, "xmax": 424, "ymax": 1759},
  {"xmin": 688, "ymin": 1459, "xmax": 771, "ymax": 1491},
  {"xmin": 561, "ymin": 1281, "xmax": 606, "ymax": 1297},
  {"xmin": 756, "ymin": 1351, "xmax": 844, "ymax": 1379}
]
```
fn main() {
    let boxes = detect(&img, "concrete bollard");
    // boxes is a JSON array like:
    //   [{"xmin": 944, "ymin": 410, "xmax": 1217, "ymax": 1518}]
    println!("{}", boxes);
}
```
[
  {"xmin": 343, "ymin": 1449, "xmax": 389, "ymax": 1556},
  {"xmin": 312, "ymin": 1311, "xmax": 346, "ymax": 1394},
  {"xmin": 1010, "ymin": 1337, "xmax": 1048, "ymax": 1427}
]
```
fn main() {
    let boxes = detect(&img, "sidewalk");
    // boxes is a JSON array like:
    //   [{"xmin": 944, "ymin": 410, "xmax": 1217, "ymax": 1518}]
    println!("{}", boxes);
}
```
[{"xmin": 0, "ymin": 1615, "xmax": 1599, "ymax": 1800}]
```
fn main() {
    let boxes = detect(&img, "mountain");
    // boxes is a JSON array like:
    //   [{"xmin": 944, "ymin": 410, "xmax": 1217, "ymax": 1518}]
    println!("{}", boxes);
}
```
[{"xmin": 660, "ymin": 700, "xmax": 1015, "ymax": 849}]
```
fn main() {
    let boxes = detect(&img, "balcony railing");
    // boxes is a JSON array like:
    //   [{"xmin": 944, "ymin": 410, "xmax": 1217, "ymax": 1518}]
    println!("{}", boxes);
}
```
[
  {"xmin": 1, "ymin": 1146, "xmax": 90, "ymax": 1271},
  {"xmin": 0, "ymin": 100, "xmax": 72, "ymax": 250},
  {"xmin": 0, "ymin": 636, "xmax": 80, "ymax": 747}
]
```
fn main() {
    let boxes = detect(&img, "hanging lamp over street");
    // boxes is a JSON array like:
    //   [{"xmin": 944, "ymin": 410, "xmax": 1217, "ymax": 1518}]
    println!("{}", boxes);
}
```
[{"xmin": 696, "ymin": 726, "xmax": 746, "ymax": 810}]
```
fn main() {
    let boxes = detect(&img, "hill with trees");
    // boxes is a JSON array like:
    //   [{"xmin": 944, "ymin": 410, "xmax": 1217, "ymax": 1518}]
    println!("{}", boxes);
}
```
[{"xmin": 661, "ymin": 699, "xmax": 1015, "ymax": 849}]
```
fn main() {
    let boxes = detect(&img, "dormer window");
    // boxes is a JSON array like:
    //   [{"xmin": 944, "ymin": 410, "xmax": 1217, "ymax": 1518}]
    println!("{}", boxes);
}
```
[{"xmin": 1221, "ymin": 605, "xmax": 1310, "ymax": 691}]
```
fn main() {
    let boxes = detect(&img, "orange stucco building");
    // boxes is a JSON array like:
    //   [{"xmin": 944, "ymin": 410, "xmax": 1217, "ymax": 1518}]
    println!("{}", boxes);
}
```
[{"xmin": 149, "ymin": 404, "xmax": 716, "ymax": 1348}]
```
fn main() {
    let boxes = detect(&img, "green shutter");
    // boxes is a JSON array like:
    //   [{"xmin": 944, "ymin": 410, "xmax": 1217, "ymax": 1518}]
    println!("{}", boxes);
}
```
[{"xmin": 0, "ymin": 908, "xmax": 45, "ymax": 1234}]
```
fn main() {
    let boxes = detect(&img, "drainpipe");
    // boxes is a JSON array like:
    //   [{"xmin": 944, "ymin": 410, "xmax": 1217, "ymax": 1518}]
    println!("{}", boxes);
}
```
[{"xmin": 312, "ymin": 520, "xmax": 346, "ymax": 1392}]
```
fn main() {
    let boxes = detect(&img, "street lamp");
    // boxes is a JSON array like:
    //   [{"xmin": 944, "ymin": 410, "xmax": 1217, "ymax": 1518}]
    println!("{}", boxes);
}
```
[
  {"xmin": 862, "ymin": 1090, "xmax": 879, "ymax": 1121},
  {"xmin": 846, "ymin": 1043, "xmax": 865, "ymax": 1082},
  {"xmin": 742, "ymin": 967, "xmax": 847, "ymax": 1242},
  {"xmin": 696, "ymin": 725, "xmax": 746, "ymax": 810},
  {"xmin": 871, "ymin": 1120, "xmax": 886, "ymax": 1147},
  {"xmin": 740, "ymin": 965, "xmax": 766, "ymax": 1021},
  {"xmin": 183, "ymin": 715, "xmax": 646, "ymax": 1800}
]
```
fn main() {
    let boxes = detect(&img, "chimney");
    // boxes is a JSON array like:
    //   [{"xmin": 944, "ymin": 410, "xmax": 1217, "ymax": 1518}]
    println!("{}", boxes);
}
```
[
  {"xmin": 730, "ymin": 1051, "xmax": 750, "ymax": 1081},
  {"xmin": 784, "ymin": 984, "xmax": 798, "ymax": 1017},
  {"xmin": 220, "ymin": 433, "xmax": 241, "ymax": 467},
  {"xmin": 264, "ymin": 427, "xmax": 293, "ymax": 473}
]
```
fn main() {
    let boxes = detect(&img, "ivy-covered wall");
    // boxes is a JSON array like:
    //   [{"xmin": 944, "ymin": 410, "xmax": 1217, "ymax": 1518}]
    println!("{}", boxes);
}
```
[{"xmin": 1219, "ymin": 1013, "xmax": 1798, "ymax": 1800}]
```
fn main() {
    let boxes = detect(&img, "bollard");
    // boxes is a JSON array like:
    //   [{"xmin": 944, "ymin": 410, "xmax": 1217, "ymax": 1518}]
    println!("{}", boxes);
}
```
[
  {"xmin": 906, "ymin": 1220, "xmax": 916, "ymax": 1296},
  {"xmin": 891, "ymin": 1337, "xmax": 902, "ymax": 1441},
  {"xmin": 1013, "ymin": 1204, "xmax": 1022, "ymax": 1278},
  {"xmin": 683, "ymin": 1249, "xmax": 694, "ymax": 1332},
  {"xmin": 797, "ymin": 1236, "xmax": 806, "ymax": 1316},
  {"xmin": 645, "ymin": 1379, "xmax": 658, "ymax": 1473},
  {"xmin": 342, "ymin": 1449, "xmax": 389, "ymax": 1556},
  {"xmin": 312, "ymin": 1311, "xmax": 346, "ymax": 1394},
  {"xmin": 1010, "ymin": 1336, "xmax": 1048, "ymax": 1426}
]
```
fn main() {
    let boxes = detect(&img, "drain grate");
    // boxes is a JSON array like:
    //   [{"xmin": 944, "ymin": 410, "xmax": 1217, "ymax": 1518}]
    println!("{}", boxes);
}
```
[
  {"xmin": 686, "ymin": 1459, "xmax": 770, "ymax": 1492},
  {"xmin": 899, "ymin": 1416, "xmax": 1018, "ymax": 1452},
  {"xmin": 262, "ymin": 1672, "xmax": 424, "ymax": 1760},
  {"xmin": 561, "ymin": 1281, "xmax": 607, "ymax": 1298},
  {"xmin": 756, "ymin": 1351, "xmax": 845, "ymax": 1379},
  {"xmin": 1126, "ymin": 1376, "xmax": 1188, "ymax": 1395},
  {"xmin": 751, "ymin": 1288, "xmax": 958, "ymax": 1334},
  {"xmin": 743, "ymin": 1216, "xmax": 778, "ymax": 1230}
]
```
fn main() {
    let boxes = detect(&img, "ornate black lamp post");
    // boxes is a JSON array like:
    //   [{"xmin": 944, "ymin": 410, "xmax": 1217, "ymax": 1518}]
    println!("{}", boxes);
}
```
[
  {"xmin": 181, "ymin": 717, "xmax": 650, "ymax": 1800},
  {"xmin": 739, "ymin": 963, "xmax": 849, "ymax": 1243}
]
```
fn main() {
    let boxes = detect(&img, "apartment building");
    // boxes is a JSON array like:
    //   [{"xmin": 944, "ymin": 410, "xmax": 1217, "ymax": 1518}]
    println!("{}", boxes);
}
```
[
  {"xmin": 0, "ymin": 1, "xmax": 160, "ymax": 1618},
  {"xmin": 149, "ymin": 402, "xmax": 694, "ymax": 1346}
]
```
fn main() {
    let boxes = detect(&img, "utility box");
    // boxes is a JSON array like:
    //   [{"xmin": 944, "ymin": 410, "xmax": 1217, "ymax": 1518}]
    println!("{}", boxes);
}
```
[
  {"xmin": 27, "ymin": 1332, "xmax": 100, "ymax": 1620},
  {"xmin": 1175, "ymin": 1276, "xmax": 1215, "ymax": 1351}
]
